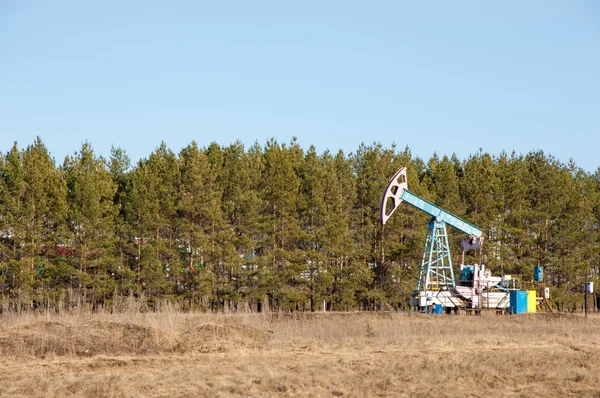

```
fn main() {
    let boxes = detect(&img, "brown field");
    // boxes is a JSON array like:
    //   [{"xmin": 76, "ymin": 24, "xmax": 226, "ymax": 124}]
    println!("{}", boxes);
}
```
[{"xmin": 1, "ymin": 306, "xmax": 600, "ymax": 398}]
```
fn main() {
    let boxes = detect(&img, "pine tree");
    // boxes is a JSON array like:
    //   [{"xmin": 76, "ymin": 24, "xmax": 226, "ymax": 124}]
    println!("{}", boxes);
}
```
[
  {"xmin": 0, "ymin": 144, "xmax": 25, "ymax": 265},
  {"xmin": 125, "ymin": 159, "xmax": 158, "ymax": 276},
  {"xmin": 204, "ymin": 142, "xmax": 236, "ymax": 310},
  {"xmin": 0, "ymin": 153, "xmax": 6, "ymax": 263},
  {"xmin": 459, "ymin": 151, "xmax": 498, "ymax": 267},
  {"xmin": 22, "ymin": 139, "xmax": 68, "ymax": 306},
  {"xmin": 178, "ymin": 141, "xmax": 220, "ymax": 308},
  {"xmin": 259, "ymin": 139, "xmax": 303, "ymax": 310},
  {"xmin": 220, "ymin": 141, "xmax": 264, "ymax": 309},
  {"xmin": 63, "ymin": 142, "xmax": 118, "ymax": 304},
  {"xmin": 0, "ymin": 144, "xmax": 33, "ymax": 304},
  {"xmin": 124, "ymin": 143, "xmax": 179, "ymax": 301},
  {"xmin": 546, "ymin": 162, "xmax": 595, "ymax": 308},
  {"xmin": 22, "ymin": 137, "xmax": 66, "ymax": 268},
  {"xmin": 109, "ymin": 147, "xmax": 136, "ymax": 292},
  {"xmin": 147, "ymin": 143, "xmax": 180, "ymax": 274},
  {"xmin": 495, "ymin": 151, "xmax": 531, "ymax": 274},
  {"xmin": 590, "ymin": 168, "xmax": 600, "ymax": 298},
  {"xmin": 525, "ymin": 151, "xmax": 563, "ymax": 277},
  {"xmin": 295, "ymin": 145, "xmax": 327, "ymax": 311}
]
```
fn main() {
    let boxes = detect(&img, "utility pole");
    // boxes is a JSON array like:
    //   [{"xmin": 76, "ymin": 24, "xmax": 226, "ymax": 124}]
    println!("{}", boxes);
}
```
[
  {"xmin": 585, "ymin": 287, "xmax": 588, "ymax": 318},
  {"xmin": 584, "ymin": 282, "xmax": 594, "ymax": 318}
]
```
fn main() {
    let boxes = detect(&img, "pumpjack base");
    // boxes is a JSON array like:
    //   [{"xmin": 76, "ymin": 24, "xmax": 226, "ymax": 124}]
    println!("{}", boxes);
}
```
[
  {"xmin": 410, "ymin": 290, "xmax": 464, "ymax": 309},
  {"xmin": 410, "ymin": 288, "xmax": 511, "ymax": 313}
]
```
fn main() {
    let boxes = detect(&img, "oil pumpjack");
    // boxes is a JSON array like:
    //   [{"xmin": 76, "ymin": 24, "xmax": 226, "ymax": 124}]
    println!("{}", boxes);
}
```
[{"xmin": 381, "ymin": 167, "xmax": 510, "ymax": 312}]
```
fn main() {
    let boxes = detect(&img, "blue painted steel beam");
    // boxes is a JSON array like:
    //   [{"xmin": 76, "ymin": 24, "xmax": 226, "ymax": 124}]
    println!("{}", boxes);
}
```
[{"xmin": 399, "ymin": 190, "xmax": 483, "ymax": 237}]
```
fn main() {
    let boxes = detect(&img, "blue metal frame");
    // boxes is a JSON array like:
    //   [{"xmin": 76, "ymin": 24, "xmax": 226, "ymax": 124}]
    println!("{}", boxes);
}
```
[{"xmin": 417, "ymin": 219, "xmax": 456, "ymax": 291}]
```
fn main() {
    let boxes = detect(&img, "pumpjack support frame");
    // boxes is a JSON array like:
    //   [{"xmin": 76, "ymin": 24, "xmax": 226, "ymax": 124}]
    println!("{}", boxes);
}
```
[{"xmin": 418, "ymin": 219, "xmax": 455, "ymax": 291}]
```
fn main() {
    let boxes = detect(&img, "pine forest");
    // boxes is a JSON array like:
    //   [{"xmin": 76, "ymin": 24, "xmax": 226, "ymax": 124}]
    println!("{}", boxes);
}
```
[{"xmin": 1, "ymin": 137, "xmax": 599, "ymax": 313}]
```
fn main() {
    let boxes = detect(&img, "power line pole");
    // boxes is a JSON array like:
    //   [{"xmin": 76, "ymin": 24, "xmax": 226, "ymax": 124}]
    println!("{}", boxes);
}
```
[{"xmin": 584, "ymin": 282, "xmax": 594, "ymax": 318}]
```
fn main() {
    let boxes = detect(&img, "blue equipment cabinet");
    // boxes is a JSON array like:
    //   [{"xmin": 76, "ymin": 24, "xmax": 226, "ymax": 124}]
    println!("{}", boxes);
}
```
[
  {"xmin": 509, "ymin": 290, "xmax": 528, "ymax": 314},
  {"xmin": 534, "ymin": 266, "xmax": 543, "ymax": 281}
]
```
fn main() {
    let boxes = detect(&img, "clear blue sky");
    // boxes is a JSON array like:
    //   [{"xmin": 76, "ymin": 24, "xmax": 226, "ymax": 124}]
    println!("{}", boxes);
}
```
[{"xmin": 1, "ymin": 1, "xmax": 599, "ymax": 171}]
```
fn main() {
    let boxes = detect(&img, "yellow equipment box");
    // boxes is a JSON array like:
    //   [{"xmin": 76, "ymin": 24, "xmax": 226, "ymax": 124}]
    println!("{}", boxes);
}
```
[{"xmin": 527, "ymin": 290, "xmax": 537, "ymax": 313}]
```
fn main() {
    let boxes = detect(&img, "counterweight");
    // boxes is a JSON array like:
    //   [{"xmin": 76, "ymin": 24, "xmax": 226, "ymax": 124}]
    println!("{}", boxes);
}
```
[{"xmin": 381, "ymin": 167, "xmax": 481, "ymax": 237}]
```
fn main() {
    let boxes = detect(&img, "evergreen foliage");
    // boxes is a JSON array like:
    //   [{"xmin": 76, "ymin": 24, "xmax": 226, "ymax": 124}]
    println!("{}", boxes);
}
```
[{"xmin": 0, "ymin": 137, "xmax": 598, "ymax": 312}]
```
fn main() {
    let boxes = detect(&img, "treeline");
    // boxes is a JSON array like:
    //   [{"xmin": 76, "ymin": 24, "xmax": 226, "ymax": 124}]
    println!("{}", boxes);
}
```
[{"xmin": 0, "ymin": 137, "xmax": 598, "ymax": 312}]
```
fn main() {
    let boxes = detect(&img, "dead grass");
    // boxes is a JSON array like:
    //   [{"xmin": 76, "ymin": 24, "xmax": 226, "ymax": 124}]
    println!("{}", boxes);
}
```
[{"xmin": 1, "ymin": 310, "xmax": 600, "ymax": 397}]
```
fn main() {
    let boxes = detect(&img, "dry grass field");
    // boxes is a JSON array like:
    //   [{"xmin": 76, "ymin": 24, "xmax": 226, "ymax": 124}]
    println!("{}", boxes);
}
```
[{"xmin": 1, "ymin": 306, "xmax": 600, "ymax": 397}]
